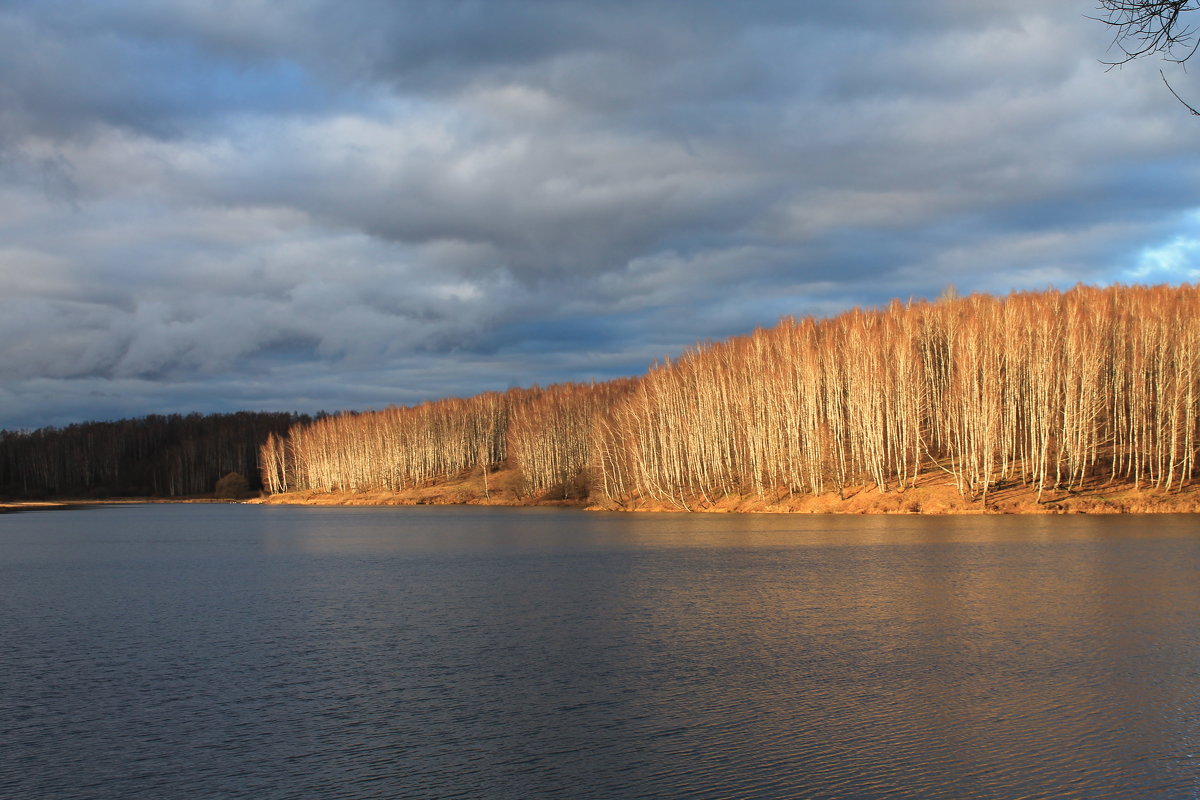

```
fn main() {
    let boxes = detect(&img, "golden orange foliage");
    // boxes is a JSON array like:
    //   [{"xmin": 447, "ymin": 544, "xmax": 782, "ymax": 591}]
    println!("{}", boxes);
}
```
[{"xmin": 263, "ymin": 284, "xmax": 1200, "ymax": 507}]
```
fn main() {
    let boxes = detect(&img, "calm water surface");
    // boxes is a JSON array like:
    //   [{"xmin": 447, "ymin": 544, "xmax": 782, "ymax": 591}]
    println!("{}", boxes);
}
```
[{"xmin": 2, "ymin": 505, "xmax": 1199, "ymax": 799}]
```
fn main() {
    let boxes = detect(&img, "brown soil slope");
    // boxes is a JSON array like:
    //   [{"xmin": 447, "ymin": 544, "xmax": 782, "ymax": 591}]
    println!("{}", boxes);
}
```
[{"xmin": 248, "ymin": 467, "xmax": 1200, "ymax": 514}]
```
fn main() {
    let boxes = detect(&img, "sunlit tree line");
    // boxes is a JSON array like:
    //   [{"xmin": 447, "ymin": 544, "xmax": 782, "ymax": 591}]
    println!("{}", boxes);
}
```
[
  {"xmin": 508, "ymin": 380, "xmax": 637, "ymax": 496},
  {"xmin": 261, "ymin": 381, "xmax": 638, "ymax": 497},
  {"xmin": 260, "ymin": 393, "xmax": 509, "ymax": 494},
  {"xmin": 263, "ymin": 285, "xmax": 1200, "ymax": 506}
]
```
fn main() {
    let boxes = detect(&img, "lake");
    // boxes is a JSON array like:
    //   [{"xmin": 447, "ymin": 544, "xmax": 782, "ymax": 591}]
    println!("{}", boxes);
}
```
[{"xmin": 2, "ymin": 505, "xmax": 1198, "ymax": 799}]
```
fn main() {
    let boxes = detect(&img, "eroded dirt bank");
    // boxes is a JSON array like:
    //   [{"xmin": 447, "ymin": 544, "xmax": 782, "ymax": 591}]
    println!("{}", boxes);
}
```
[{"xmin": 246, "ymin": 467, "xmax": 1200, "ymax": 514}]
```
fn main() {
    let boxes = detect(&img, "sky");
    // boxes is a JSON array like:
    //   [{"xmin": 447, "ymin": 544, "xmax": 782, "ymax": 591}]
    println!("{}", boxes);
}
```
[{"xmin": 2, "ymin": 0, "xmax": 1198, "ymax": 430}]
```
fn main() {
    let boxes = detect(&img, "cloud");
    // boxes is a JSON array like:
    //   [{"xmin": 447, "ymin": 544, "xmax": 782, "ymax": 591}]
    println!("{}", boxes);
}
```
[
  {"xmin": 1, "ymin": 0, "xmax": 1198, "ymax": 429},
  {"xmin": 1122, "ymin": 209, "xmax": 1200, "ymax": 283}
]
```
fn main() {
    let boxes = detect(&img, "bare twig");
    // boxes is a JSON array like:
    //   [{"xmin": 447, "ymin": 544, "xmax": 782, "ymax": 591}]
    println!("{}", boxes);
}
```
[
  {"xmin": 1096, "ymin": 2, "xmax": 1200, "ymax": 113},
  {"xmin": 1161, "ymin": 68, "xmax": 1200, "ymax": 112},
  {"xmin": 1096, "ymin": 1, "xmax": 1198, "ymax": 65}
]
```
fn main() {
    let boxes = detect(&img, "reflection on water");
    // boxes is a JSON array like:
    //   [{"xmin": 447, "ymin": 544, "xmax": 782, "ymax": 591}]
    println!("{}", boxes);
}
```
[
  {"xmin": 252, "ymin": 505, "xmax": 1193, "ymax": 554},
  {"xmin": 2, "ymin": 505, "xmax": 1198, "ymax": 799}
]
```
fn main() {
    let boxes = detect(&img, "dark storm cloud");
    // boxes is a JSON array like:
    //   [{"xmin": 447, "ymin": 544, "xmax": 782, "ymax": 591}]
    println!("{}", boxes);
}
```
[{"xmin": 2, "ymin": 0, "xmax": 1198, "ymax": 429}]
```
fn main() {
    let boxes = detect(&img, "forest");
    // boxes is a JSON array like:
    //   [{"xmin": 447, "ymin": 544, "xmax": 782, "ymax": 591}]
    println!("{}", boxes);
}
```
[
  {"xmin": 260, "ymin": 284, "xmax": 1199, "ymax": 510},
  {"xmin": 0, "ymin": 412, "xmax": 305, "ymax": 498}
]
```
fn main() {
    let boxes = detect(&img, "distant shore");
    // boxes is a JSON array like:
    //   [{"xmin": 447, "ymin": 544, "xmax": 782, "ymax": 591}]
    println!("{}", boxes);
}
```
[
  {"xmin": 0, "ymin": 501, "xmax": 78, "ymax": 513},
  {"xmin": 246, "ymin": 467, "xmax": 1200, "ymax": 515},
  {"xmin": 0, "ymin": 498, "xmax": 234, "ymax": 513}
]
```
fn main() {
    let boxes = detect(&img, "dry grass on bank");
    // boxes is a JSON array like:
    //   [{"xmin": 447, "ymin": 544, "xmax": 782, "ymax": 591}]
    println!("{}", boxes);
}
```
[
  {"xmin": 248, "ymin": 467, "xmax": 1200, "ymax": 515},
  {"xmin": 247, "ymin": 466, "xmax": 580, "ymax": 509},
  {"xmin": 600, "ymin": 480, "xmax": 1200, "ymax": 514}
]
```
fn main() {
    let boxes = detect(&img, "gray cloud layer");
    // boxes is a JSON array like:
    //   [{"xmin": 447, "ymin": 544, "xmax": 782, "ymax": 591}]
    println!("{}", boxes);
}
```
[{"xmin": 2, "ymin": 0, "xmax": 1198, "ymax": 428}]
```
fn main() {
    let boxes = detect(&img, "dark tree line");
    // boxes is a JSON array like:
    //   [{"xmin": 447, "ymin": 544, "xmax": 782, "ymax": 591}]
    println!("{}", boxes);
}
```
[{"xmin": 0, "ymin": 412, "xmax": 307, "ymax": 498}]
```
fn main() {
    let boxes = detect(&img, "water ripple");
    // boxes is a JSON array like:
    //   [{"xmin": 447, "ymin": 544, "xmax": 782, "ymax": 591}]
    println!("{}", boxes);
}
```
[{"xmin": 2, "ymin": 505, "xmax": 1199, "ymax": 798}]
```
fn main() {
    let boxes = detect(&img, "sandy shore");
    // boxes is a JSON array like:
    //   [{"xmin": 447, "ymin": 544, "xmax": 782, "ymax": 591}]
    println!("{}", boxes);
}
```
[
  {"xmin": 8, "ymin": 468, "xmax": 1197, "ymax": 514},
  {"xmin": 247, "ymin": 467, "xmax": 1200, "ymax": 515}
]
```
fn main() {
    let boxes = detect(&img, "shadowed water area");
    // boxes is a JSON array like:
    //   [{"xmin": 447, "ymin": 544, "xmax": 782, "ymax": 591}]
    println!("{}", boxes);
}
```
[{"xmin": 2, "ymin": 505, "xmax": 1198, "ymax": 798}]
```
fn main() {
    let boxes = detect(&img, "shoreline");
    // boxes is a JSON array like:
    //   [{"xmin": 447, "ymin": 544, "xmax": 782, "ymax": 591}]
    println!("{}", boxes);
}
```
[
  {"xmin": 0, "ymin": 498, "xmax": 237, "ymax": 513},
  {"xmin": 9, "ymin": 472, "xmax": 1200, "ymax": 515},
  {"xmin": 0, "ymin": 501, "xmax": 80, "ymax": 513},
  {"xmin": 246, "ymin": 468, "xmax": 1200, "ymax": 515}
]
